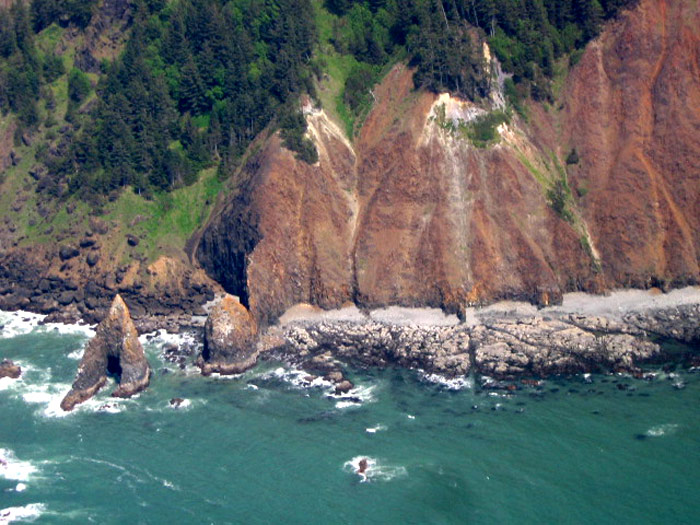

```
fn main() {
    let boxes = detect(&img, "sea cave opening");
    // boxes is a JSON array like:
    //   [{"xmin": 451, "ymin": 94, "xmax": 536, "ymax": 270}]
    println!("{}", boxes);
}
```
[{"xmin": 106, "ymin": 355, "xmax": 123, "ymax": 382}]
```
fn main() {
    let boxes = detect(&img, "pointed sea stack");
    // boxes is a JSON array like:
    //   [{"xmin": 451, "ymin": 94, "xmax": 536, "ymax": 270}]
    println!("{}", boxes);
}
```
[
  {"xmin": 199, "ymin": 294, "xmax": 258, "ymax": 375},
  {"xmin": 61, "ymin": 294, "xmax": 151, "ymax": 411}
]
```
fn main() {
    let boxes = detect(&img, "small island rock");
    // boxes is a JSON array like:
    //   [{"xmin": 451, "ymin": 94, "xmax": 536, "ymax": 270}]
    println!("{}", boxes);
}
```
[
  {"xmin": 0, "ymin": 359, "xmax": 21, "ymax": 379},
  {"xmin": 199, "ymin": 294, "xmax": 258, "ymax": 375}
]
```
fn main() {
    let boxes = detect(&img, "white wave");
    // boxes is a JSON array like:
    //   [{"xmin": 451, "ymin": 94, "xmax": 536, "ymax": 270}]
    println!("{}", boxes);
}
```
[
  {"xmin": 0, "ymin": 311, "xmax": 45, "ymax": 339},
  {"xmin": 0, "ymin": 503, "xmax": 46, "ymax": 524},
  {"xmin": 0, "ymin": 449, "xmax": 38, "ymax": 482},
  {"xmin": 646, "ymin": 424, "xmax": 679, "ymax": 438},
  {"xmin": 168, "ymin": 398, "xmax": 191, "ymax": 410},
  {"xmin": 335, "ymin": 400, "xmax": 361, "ymax": 409},
  {"xmin": 139, "ymin": 329, "xmax": 200, "ymax": 352},
  {"xmin": 162, "ymin": 479, "xmax": 180, "ymax": 491},
  {"xmin": 66, "ymin": 347, "xmax": 85, "ymax": 360},
  {"xmin": 259, "ymin": 366, "xmax": 335, "ymax": 391},
  {"xmin": 332, "ymin": 384, "xmax": 376, "ymax": 409},
  {"xmin": 0, "ymin": 310, "xmax": 94, "ymax": 340},
  {"xmin": 420, "ymin": 372, "xmax": 473, "ymax": 390},
  {"xmin": 343, "ymin": 456, "xmax": 407, "ymax": 483},
  {"xmin": 18, "ymin": 380, "xmax": 129, "ymax": 418},
  {"xmin": 206, "ymin": 372, "xmax": 244, "ymax": 380},
  {"xmin": 14, "ymin": 483, "xmax": 27, "ymax": 492},
  {"xmin": 39, "ymin": 322, "xmax": 94, "ymax": 339},
  {"xmin": 365, "ymin": 425, "xmax": 387, "ymax": 434}
]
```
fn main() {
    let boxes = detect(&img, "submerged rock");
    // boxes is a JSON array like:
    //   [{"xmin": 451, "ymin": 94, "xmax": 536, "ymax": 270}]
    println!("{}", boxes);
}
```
[
  {"xmin": 0, "ymin": 359, "xmax": 21, "ymax": 379},
  {"xmin": 61, "ymin": 294, "xmax": 151, "ymax": 411},
  {"xmin": 199, "ymin": 294, "xmax": 258, "ymax": 375}
]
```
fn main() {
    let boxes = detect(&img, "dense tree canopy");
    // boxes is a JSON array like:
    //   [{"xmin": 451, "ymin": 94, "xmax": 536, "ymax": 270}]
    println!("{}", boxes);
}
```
[
  {"xmin": 0, "ymin": 0, "xmax": 633, "ymax": 201},
  {"xmin": 327, "ymin": 0, "xmax": 634, "ymax": 103}
]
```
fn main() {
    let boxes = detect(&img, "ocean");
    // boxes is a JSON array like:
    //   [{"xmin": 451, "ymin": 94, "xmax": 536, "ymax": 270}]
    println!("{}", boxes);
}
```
[{"xmin": 1, "ymin": 310, "xmax": 698, "ymax": 524}]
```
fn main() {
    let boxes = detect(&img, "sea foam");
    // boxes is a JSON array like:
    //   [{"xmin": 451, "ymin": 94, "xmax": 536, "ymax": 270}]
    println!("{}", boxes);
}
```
[
  {"xmin": 420, "ymin": 372, "xmax": 473, "ymax": 390},
  {"xmin": 0, "ymin": 449, "xmax": 39, "ymax": 482},
  {"xmin": 0, "ymin": 503, "xmax": 46, "ymax": 524},
  {"xmin": 646, "ymin": 424, "xmax": 679, "ymax": 438},
  {"xmin": 0, "ymin": 310, "xmax": 94, "ymax": 340}
]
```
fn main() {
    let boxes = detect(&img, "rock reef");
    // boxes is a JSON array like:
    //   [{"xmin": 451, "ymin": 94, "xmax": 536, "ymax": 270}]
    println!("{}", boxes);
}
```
[
  {"xmin": 198, "ymin": 294, "xmax": 259, "ymax": 375},
  {"xmin": 61, "ymin": 294, "xmax": 151, "ymax": 411}
]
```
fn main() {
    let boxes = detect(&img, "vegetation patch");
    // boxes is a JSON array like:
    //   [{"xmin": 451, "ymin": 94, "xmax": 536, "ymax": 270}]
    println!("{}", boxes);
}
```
[{"xmin": 433, "ymin": 104, "xmax": 509, "ymax": 148}]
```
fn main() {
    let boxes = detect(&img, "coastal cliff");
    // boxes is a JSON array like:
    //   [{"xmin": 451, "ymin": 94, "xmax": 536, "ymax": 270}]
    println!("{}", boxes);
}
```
[
  {"xmin": 197, "ymin": 0, "xmax": 699, "ymax": 327},
  {"xmin": 0, "ymin": 0, "xmax": 696, "ymax": 353}
]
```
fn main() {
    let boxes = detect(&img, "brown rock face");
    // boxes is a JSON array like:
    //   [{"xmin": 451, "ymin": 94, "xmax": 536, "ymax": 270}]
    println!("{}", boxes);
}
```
[
  {"xmin": 197, "ymin": 0, "xmax": 698, "ymax": 326},
  {"xmin": 563, "ymin": 0, "xmax": 700, "ymax": 289},
  {"xmin": 200, "ymin": 294, "xmax": 259, "ymax": 375},
  {"xmin": 61, "ymin": 294, "xmax": 151, "ymax": 411},
  {"xmin": 0, "ymin": 359, "xmax": 21, "ymax": 379}
]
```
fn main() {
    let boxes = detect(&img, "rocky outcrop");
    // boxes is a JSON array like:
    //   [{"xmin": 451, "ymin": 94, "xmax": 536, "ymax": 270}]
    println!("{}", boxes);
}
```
[
  {"xmin": 279, "ymin": 321, "xmax": 471, "ymax": 377},
  {"xmin": 61, "ymin": 294, "xmax": 151, "ymax": 411},
  {"xmin": 267, "ymin": 298, "xmax": 700, "ymax": 379},
  {"xmin": 471, "ymin": 319, "xmax": 659, "ymax": 379},
  {"xmin": 74, "ymin": 0, "xmax": 132, "ymax": 73},
  {"xmin": 624, "ymin": 304, "xmax": 700, "ymax": 344},
  {"xmin": 0, "ymin": 359, "xmax": 21, "ymax": 379},
  {"xmin": 0, "ymin": 248, "xmax": 217, "ymax": 330},
  {"xmin": 199, "ymin": 294, "xmax": 259, "ymax": 375}
]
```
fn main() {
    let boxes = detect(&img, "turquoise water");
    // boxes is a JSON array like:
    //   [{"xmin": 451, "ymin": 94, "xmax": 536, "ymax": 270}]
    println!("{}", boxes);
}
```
[{"xmin": 1, "ymin": 313, "xmax": 699, "ymax": 524}]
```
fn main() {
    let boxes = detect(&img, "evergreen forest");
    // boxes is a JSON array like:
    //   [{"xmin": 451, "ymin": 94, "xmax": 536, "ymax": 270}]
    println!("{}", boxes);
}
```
[{"xmin": 0, "ymin": 0, "xmax": 634, "ymax": 202}]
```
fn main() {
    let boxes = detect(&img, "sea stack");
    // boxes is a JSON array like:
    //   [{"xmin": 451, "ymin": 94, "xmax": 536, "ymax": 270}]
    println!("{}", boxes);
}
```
[
  {"xmin": 199, "ymin": 294, "xmax": 258, "ymax": 375},
  {"xmin": 61, "ymin": 294, "xmax": 151, "ymax": 411}
]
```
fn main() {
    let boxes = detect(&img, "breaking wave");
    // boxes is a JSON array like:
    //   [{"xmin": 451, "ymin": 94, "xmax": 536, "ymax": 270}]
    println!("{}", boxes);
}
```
[{"xmin": 343, "ymin": 456, "xmax": 407, "ymax": 483}]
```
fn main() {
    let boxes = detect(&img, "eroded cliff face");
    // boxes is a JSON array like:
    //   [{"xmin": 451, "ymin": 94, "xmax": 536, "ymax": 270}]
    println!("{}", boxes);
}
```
[
  {"xmin": 198, "ymin": 0, "xmax": 698, "ymax": 325},
  {"xmin": 562, "ymin": 0, "xmax": 700, "ymax": 288}
]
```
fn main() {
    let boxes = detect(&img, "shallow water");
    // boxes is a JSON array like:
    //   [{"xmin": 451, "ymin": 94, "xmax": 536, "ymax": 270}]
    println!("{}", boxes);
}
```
[{"xmin": 1, "ymin": 312, "xmax": 698, "ymax": 523}]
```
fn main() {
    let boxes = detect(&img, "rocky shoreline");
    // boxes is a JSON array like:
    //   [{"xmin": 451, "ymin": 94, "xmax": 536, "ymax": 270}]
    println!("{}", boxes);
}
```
[
  {"xmin": 0, "ymin": 250, "xmax": 216, "ymax": 333},
  {"xmin": 2, "ymin": 288, "xmax": 699, "ymax": 398},
  {"xmin": 258, "ymin": 291, "xmax": 700, "ymax": 384}
]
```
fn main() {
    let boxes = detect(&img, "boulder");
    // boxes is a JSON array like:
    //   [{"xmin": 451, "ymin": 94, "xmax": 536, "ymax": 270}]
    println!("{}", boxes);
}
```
[
  {"xmin": 61, "ymin": 294, "xmax": 151, "ymax": 411},
  {"xmin": 59, "ymin": 245, "xmax": 80, "ymax": 261},
  {"xmin": 0, "ymin": 359, "xmax": 21, "ymax": 379},
  {"xmin": 334, "ymin": 380, "xmax": 354, "ymax": 395},
  {"xmin": 199, "ymin": 294, "xmax": 258, "ymax": 375}
]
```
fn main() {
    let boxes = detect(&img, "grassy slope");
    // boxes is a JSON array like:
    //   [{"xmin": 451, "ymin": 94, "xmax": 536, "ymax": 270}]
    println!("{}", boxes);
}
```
[
  {"xmin": 311, "ymin": 0, "xmax": 361, "ymax": 139},
  {"xmin": 0, "ymin": 23, "xmax": 226, "ymax": 266}
]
